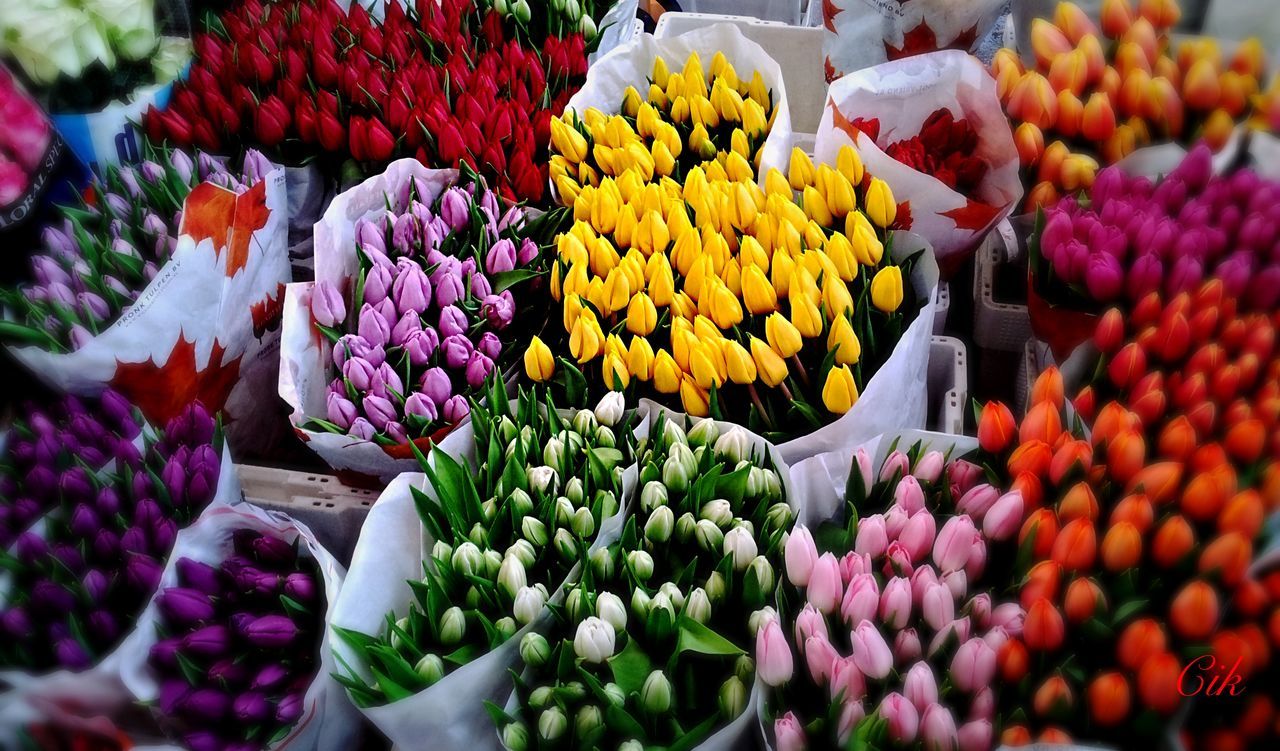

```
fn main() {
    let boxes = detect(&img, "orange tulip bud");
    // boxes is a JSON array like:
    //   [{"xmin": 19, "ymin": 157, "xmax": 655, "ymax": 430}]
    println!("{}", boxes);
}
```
[
  {"xmin": 1032, "ymin": 18, "xmax": 1074, "ymax": 69},
  {"xmin": 1021, "ymin": 400, "xmax": 1063, "ymax": 445},
  {"xmin": 1127, "ymin": 115, "xmax": 1151, "ymax": 144},
  {"xmin": 1154, "ymin": 55, "xmax": 1182, "ymax": 88},
  {"xmin": 1059, "ymin": 154, "xmax": 1098, "ymax": 192},
  {"xmin": 1115, "ymin": 41, "xmax": 1152, "ymax": 80},
  {"xmin": 1093, "ymin": 402, "xmax": 1140, "ymax": 447},
  {"xmin": 1020, "ymin": 508, "xmax": 1060, "ymax": 560},
  {"xmin": 1170, "ymin": 580, "xmax": 1220, "ymax": 641},
  {"xmin": 977, "ymin": 401, "xmax": 1017, "ymax": 453},
  {"xmin": 1199, "ymin": 532, "xmax": 1252, "ymax": 588},
  {"xmin": 1038, "ymin": 140, "xmax": 1070, "ymax": 184},
  {"xmin": 1152, "ymin": 515, "xmax": 1196, "ymax": 567},
  {"xmin": 1024, "ymin": 597, "xmax": 1066, "ymax": 652},
  {"xmin": 1073, "ymin": 386, "xmax": 1096, "ymax": 422},
  {"xmin": 1001, "ymin": 725, "xmax": 1033, "ymax": 747},
  {"xmin": 1055, "ymin": 3, "xmax": 1099, "ymax": 43},
  {"xmin": 1178, "ymin": 38, "xmax": 1223, "ymax": 71},
  {"xmin": 1052, "ymin": 518, "xmax": 1097, "ymax": 571},
  {"xmin": 1050, "ymin": 440, "xmax": 1094, "ymax": 486},
  {"xmin": 1101, "ymin": 124, "xmax": 1137, "ymax": 165},
  {"xmin": 1220, "ymin": 490, "xmax": 1264, "ymax": 539},
  {"xmin": 999, "ymin": 639, "xmax": 1030, "ymax": 682},
  {"xmin": 1218, "ymin": 71, "xmax": 1250, "ymax": 117},
  {"xmin": 1101, "ymin": 0, "xmax": 1136, "ymax": 39},
  {"xmin": 1078, "ymin": 35, "xmax": 1107, "ymax": 81},
  {"xmin": 1101, "ymin": 520, "xmax": 1143, "ymax": 571},
  {"xmin": 1034, "ymin": 674, "xmax": 1075, "ymax": 717},
  {"xmin": 1137, "ymin": 652, "xmax": 1183, "ymax": 714},
  {"xmin": 1237, "ymin": 624, "xmax": 1270, "ymax": 675},
  {"xmin": 1239, "ymin": 694, "xmax": 1274, "ymax": 738},
  {"xmin": 1109, "ymin": 342, "xmax": 1148, "ymax": 389},
  {"xmin": 1148, "ymin": 76, "xmax": 1185, "ymax": 137},
  {"xmin": 1139, "ymin": 0, "xmax": 1181, "ymax": 29},
  {"xmin": 1064, "ymin": 577, "xmax": 1106, "ymax": 623},
  {"xmin": 1231, "ymin": 577, "xmax": 1269, "ymax": 619},
  {"xmin": 995, "ymin": 61, "xmax": 1021, "ymax": 103},
  {"xmin": 1014, "ymin": 122, "xmax": 1045, "ymax": 167},
  {"xmin": 1127, "ymin": 462, "xmax": 1183, "ymax": 504},
  {"xmin": 1111, "ymin": 493, "xmax": 1155, "ymax": 533},
  {"xmin": 1049, "ymin": 50, "xmax": 1090, "ymax": 96},
  {"xmin": 1012, "ymin": 471, "xmax": 1045, "ymax": 509},
  {"xmin": 1119, "ymin": 67, "xmax": 1152, "ymax": 118},
  {"xmin": 1118, "ymin": 618, "xmax": 1168, "ymax": 670},
  {"xmin": 1008, "ymin": 439, "xmax": 1054, "ymax": 478},
  {"xmin": 1158, "ymin": 416, "xmax": 1197, "ymax": 461},
  {"xmin": 1106, "ymin": 430, "xmax": 1147, "ymax": 485},
  {"xmin": 1008, "ymin": 72, "xmax": 1060, "ymax": 130},
  {"xmin": 1097, "ymin": 66, "xmax": 1122, "ymax": 101},
  {"xmin": 1082, "ymin": 92, "xmax": 1118, "ymax": 141},
  {"xmin": 1183, "ymin": 470, "xmax": 1230, "ymax": 522},
  {"xmin": 1191, "ymin": 445, "xmax": 1230, "ymax": 474},
  {"xmin": 1022, "ymin": 559, "xmax": 1064, "ymax": 608},
  {"xmin": 1039, "ymin": 728, "xmax": 1073, "ymax": 744},
  {"xmin": 1183, "ymin": 59, "xmax": 1223, "ymax": 111},
  {"xmin": 1123, "ymin": 17, "xmax": 1159, "ymax": 63},
  {"xmin": 1230, "ymin": 37, "xmax": 1266, "ymax": 79},
  {"xmin": 1201, "ymin": 108, "xmax": 1235, "ymax": 151},
  {"xmin": 1225, "ymin": 418, "xmax": 1266, "ymax": 464},
  {"xmin": 993, "ymin": 48, "xmax": 1026, "ymax": 79},
  {"xmin": 1212, "ymin": 630, "xmax": 1254, "ymax": 678},
  {"xmin": 1087, "ymin": 672, "xmax": 1132, "ymax": 726}
]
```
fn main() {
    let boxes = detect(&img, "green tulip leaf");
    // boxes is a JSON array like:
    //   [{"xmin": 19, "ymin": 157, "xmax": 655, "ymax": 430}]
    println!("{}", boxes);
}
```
[{"xmin": 607, "ymin": 636, "xmax": 652, "ymax": 695}]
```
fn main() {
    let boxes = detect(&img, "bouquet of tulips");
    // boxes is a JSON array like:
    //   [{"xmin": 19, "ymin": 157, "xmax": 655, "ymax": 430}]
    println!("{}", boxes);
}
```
[
  {"xmin": 118, "ymin": 503, "xmax": 358, "ymax": 751},
  {"xmin": 1027, "ymin": 145, "xmax": 1280, "ymax": 359},
  {"xmin": 814, "ymin": 50, "xmax": 1022, "ymax": 275},
  {"xmin": 970, "ymin": 364, "xmax": 1269, "ymax": 746},
  {"xmin": 534, "ymin": 36, "xmax": 935, "ymax": 449},
  {"xmin": 280, "ymin": 160, "xmax": 559, "ymax": 481},
  {"xmin": 0, "ymin": 399, "xmax": 231, "ymax": 673},
  {"xmin": 493, "ymin": 412, "xmax": 794, "ymax": 751},
  {"xmin": 143, "ymin": 0, "xmax": 595, "ymax": 203},
  {"xmin": 999, "ymin": 0, "xmax": 1270, "ymax": 212},
  {"xmin": 0, "ymin": 65, "xmax": 57, "ymax": 223},
  {"xmin": 330, "ymin": 385, "xmax": 636, "ymax": 751},
  {"xmin": 758, "ymin": 438, "xmax": 1029, "ymax": 751}
]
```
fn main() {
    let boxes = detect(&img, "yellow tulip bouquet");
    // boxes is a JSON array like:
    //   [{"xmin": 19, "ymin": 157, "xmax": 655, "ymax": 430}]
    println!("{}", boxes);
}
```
[{"xmin": 524, "ymin": 51, "xmax": 925, "ymax": 442}]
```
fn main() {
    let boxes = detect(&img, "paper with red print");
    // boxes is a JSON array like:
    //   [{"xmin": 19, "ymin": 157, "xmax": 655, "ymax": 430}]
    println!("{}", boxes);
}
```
[
  {"xmin": 822, "ymin": 0, "xmax": 1008, "ymax": 82},
  {"xmin": 9, "ymin": 167, "xmax": 290, "ymax": 456},
  {"xmin": 814, "ymin": 51, "xmax": 1022, "ymax": 277}
]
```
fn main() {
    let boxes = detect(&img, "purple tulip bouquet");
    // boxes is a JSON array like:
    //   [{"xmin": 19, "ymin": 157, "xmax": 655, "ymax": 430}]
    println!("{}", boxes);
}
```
[
  {"xmin": 0, "ymin": 398, "xmax": 227, "ymax": 672},
  {"xmin": 493, "ymin": 415, "xmax": 794, "ymax": 751},
  {"xmin": 1031, "ymin": 143, "xmax": 1280, "ymax": 314},
  {"xmin": 757, "ymin": 440, "xmax": 1025, "ymax": 751},
  {"xmin": 0, "ymin": 147, "xmax": 273, "ymax": 353},
  {"xmin": 146, "ymin": 529, "xmax": 322, "ymax": 750},
  {"xmin": 303, "ymin": 167, "xmax": 558, "ymax": 451}
]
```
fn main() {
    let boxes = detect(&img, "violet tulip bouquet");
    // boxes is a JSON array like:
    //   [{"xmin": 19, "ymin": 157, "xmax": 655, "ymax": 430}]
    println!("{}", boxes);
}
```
[
  {"xmin": 306, "ymin": 169, "xmax": 559, "ymax": 448},
  {"xmin": 146, "ymin": 529, "xmax": 323, "ymax": 750},
  {"xmin": 334, "ymin": 383, "xmax": 635, "ymax": 707},
  {"xmin": 0, "ymin": 399, "xmax": 225, "ymax": 671},
  {"xmin": 493, "ymin": 415, "xmax": 793, "ymax": 750},
  {"xmin": 1031, "ymin": 143, "xmax": 1280, "ymax": 315},
  {"xmin": 0, "ymin": 147, "xmax": 273, "ymax": 353},
  {"xmin": 757, "ymin": 440, "xmax": 1026, "ymax": 750}
]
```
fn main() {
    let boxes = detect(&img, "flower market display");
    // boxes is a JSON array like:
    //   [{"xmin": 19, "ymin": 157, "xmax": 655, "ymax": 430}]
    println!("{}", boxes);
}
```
[
  {"xmin": 536, "ymin": 49, "xmax": 925, "ymax": 440},
  {"xmin": 759, "ymin": 442, "xmax": 1024, "ymax": 750},
  {"xmin": 996, "ymin": 0, "xmax": 1270, "ymax": 211},
  {"xmin": 493, "ymin": 413, "xmax": 793, "ymax": 750},
  {"xmin": 2, "ymin": 0, "xmax": 1279, "ymax": 748},
  {"xmin": 0, "ymin": 397, "xmax": 228, "ymax": 671}
]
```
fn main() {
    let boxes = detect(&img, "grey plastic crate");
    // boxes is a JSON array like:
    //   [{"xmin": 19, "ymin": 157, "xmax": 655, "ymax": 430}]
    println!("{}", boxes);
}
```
[
  {"xmin": 928, "ymin": 335, "xmax": 968, "ymax": 435},
  {"xmin": 972, "ymin": 221, "xmax": 1031, "ymax": 353},
  {"xmin": 237, "ymin": 465, "xmax": 377, "ymax": 566}
]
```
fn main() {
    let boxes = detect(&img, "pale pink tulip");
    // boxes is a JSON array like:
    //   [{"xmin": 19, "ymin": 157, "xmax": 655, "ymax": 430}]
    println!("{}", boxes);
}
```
[
  {"xmin": 784, "ymin": 526, "xmax": 819, "ymax": 587},
  {"xmin": 922, "ymin": 582, "xmax": 955, "ymax": 631},
  {"xmin": 756, "ymin": 618, "xmax": 794, "ymax": 687},
  {"xmin": 898, "ymin": 511, "xmax": 937, "ymax": 562},
  {"xmin": 850, "ymin": 621, "xmax": 893, "ymax": 679},
  {"xmin": 932, "ymin": 516, "xmax": 977, "ymax": 573},
  {"xmin": 836, "ymin": 699, "xmax": 866, "ymax": 746},
  {"xmin": 807, "ymin": 553, "xmax": 843, "ymax": 614},
  {"xmin": 805, "ymin": 633, "xmax": 840, "ymax": 687},
  {"xmin": 903, "ymin": 662, "xmax": 939, "ymax": 712},
  {"xmin": 982, "ymin": 491, "xmax": 1024, "ymax": 541},
  {"xmin": 794, "ymin": 604, "xmax": 829, "ymax": 655},
  {"xmin": 950, "ymin": 637, "xmax": 997, "ymax": 694},
  {"xmin": 829, "ymin": 656, "xmax": 867, "ymax": 703},
  {"xmin": 879, "ymin": 693, "xmax": 920, "ymax": 744},
  {"xmin": 854, "ymin": 515, "xmax": 888, "ymax": 559},
  {"xmin": 912, "ymin": 450, "xmax": 945, "ymax": 483},
  {"xmin": 775, "ymin": 712, "xmax": 807, "ymax": 751},
  {"xmin": 879, "ymin": 450, "xmax": 910, "ymax": 482},
  {"xmin": 894, "ymin": 628, "xmax": 923, "ymax": 665},
  {"xmin": 957, "ymin": 720, "xmax": 992, "ymax": 751},
  {"xmin": 879, "ymin": 577, "xmax": 913, "ymax": 630},
  {"xmin": 921, "ymin": 704, "xmax": 959, "ymax": 751},
  {"xmin": 840, "ymin": 574, "xmax": 880, "ymax": 628},
  {"xmin": 893, "ymin": 476, "xmax": 926, "ymax": 515}
]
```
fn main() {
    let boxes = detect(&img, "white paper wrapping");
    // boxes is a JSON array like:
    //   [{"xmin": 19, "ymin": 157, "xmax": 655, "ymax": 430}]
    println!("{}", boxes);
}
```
[
  {"xmin": 822, "ymin": 0, "xmax": 1009, "ymax": 82},
  {"xmin": 0, "ymin": 445, "xmax": 241, "ymax": 744},
  {"xmin": 773, "ymin": 232, "xmax": 940, "ymax": 468},
  {"xmin": 564, "ymin": 22, "xmax": 795, "ymax": 185},
  {"xmin": 330, "ymin": 410, "xmax": 644, "ymax": 751},
  {"xmin": 1247, "ymin": 131, "xmax": 1280, "ymax": 181},
  {"xmin": 114, "ymin": 502, "xmax": 358, "ymax": 751},
  {"xmin": 7, "ymin": 165, "xmax": 291, "ymax": 458},
  {"xmin": 278, "ymin": 160, "xmax": 462, "ymax": 483},
  {"xmin": 815, "ymin": 50, "xmax": 1022, "ymax": 274}
]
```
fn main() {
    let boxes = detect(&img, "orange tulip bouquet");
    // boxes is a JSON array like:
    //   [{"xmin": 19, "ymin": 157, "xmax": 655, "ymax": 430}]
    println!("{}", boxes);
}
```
[{"xmin": 997, "ymin": 0, "xmax": 1270, "ymax": 212}]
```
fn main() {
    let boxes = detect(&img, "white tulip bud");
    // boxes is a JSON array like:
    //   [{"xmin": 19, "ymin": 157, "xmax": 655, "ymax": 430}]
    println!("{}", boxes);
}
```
[
  {"xmin": 723, "ymin": 527, "xmax": 758, "ymax": 571},
  {"xmin": 685, "ymin": 587, "xmax": 712, "ymax": 623},
  {"xmin": 713, "ymin": 427, "xmax": 753, "ymax": 464},
  {"xmin": 513, "ymin": 585, "xmax": 546, "ymax": 625},
  {"xmin": 593, "ymin": 391, "xmax": 625, "ymax": 427},
  {"xmin": 699, "ymin": 499, "xmax": 733, "ymax": 527},
  {"xmin": 573, "ymin": 617, "xmax": 616, "ymax": 663},
  {"xmin": 498, "ymin": 555, "xmax": 528, "ymax": 598},
  {"xmin": 597, "ymin": 592, "xmax": 627, "ymax": 632}
]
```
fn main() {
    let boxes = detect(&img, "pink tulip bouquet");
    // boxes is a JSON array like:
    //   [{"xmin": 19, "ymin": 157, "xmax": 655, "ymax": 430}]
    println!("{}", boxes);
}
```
[{"xmin": 757, "ymin": 441, "xmax": 1026, "ymax": 750}]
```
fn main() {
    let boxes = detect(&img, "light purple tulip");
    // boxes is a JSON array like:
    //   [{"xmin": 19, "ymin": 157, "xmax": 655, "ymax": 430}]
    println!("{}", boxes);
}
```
[
  {"xmin": 440, "ymin": 187, "xmax": 472, "ymax": 230},
  {"xmin": 438, "ymin": 305, "xmax": 468, "ymax": 339},
  {"xmin": 358, "ymin": 304, "xmax": 392, "ymax": 348},
  {"xmin": 348, "ymin": 417, "xmax": 376, "ymax": 441},
  {"xmin": 442, "ymin": 395, "xmax": 470, "ymax": 423},
  {"xmin": 362, "ymin": 264, "xmax": 394, "ymax": 306},
  {"xmin": 485, "ymin": 238, "xmax": 517, "ymax": 274},
  {"xmin": 402, "ymin": 328, "xmax": 438, "ymax": 366},
  {"xmin": 312, "ymin": 281, "xmax": 346, "ymax": 328},
  {"xmin": 390, "ymin": 311, "xmax": 423, "ymax": 347},
  {"xmin": 480, "ymin": 291, "xmax": 514, "ymax": 329},
  {"xmin": 404, "ymin": 392, "xmax": 438, "ymax": 423},
  {"xmin": 441, "ymin": 334, "xmax": 473, "ymax": 369},
  {"xmin": 420, "ymin": 367, "xmax": 452, "ymax": 406},
  {"xmin": 465, "ymin": 351, "xmax": 494, "ymax": 388},
  {"xmin": 392, "ymin": 265, "xmax": 432, "ymax": 315},
  {"xmin": 326, "ymin": 393, "xmax": 358, "ymax": 429}
]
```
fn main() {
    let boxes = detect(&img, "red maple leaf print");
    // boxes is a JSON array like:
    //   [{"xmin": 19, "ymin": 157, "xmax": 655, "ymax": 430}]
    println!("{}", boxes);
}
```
[
  {"xmin": 112, "ymin": 334, "xmax": 243, "ymax": 425},
  {"xmin": 250, "ymin": 283, "xmax": 286, "ymax": 338},
  {"xmin": 894, "ymin": 200, "xmax": 914, "ymax": 231},
  {"xmin": 829, "ymin": 97, "xmax": 882, "ymax": 144},
  {"xmin": 823, "ymin": 0, "xmax": 842, "ymax": 32},
  {"xmin": 180, "ymin": 180, "xmax": 272, "ymax": 277},
  {"xmin": 885, "ymin": 20, "xmax": 980, "ymax": 60},
  {"xmin": 941, "ymin": 198, "xmax": 1001, "ymax": 232}
]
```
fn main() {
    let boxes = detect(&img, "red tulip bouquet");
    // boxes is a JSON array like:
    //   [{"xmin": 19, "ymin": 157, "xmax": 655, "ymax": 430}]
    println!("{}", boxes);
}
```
[
  {"xmin": 117, "ymin": 503, "xmax": 359, "ymax": 751},
  {"xmin": 1026, "ymin": 145, "xmax": 1280, "ymax": 359},
  {"xmin": 143, "ymin": 0, "xmax": 595, "ymax": 203},
  {"xmin": 758, "ymin": 440, "xmax": 1026, "ymax": 751}
]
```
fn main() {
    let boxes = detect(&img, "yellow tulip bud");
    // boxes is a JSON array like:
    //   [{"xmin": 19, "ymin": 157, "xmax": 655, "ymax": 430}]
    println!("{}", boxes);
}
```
[
  {"xmin": 653, "ymin": 141, "xmax": 675, "ymax": 177},
  {"xmin": 765, "ymin": 312, "xmax": 803, "ymax": 358},
  {"xmin": 740, "ymin": 235, "xmax": 769, "ymax": 270},
  {"xmin": 589, "ymin": 236, "xmax": 620, "ymax": 278},
  {"xmin": 823, "ymin": 276, "xmax": 854, "ymax": 319},
  {"xmin": 614, "ymin": 204, "xmax": 638, "ymax": 249},
  {"xmin": 665, "ymin": 71, "xmax": 685, "ymax": 101},
  {"xmin": 729, "ymin": 182, "xmax": 756, "ymax": 231},
  {"xmin": 593, "ymin": 144, "xmax": 617, "ymax": 176},
  {"xmin": 716, "ymin": 86, "xmax": 745, "ymax": 123},
  {"xmin": 627, "ymin": 142, "xmax": 656, "ymax": 182},
  {"xmin": 646, "ymin": 83, "xmax": 668, "ymax": 111},
  {"xmin": 730, "ymin": 128, "xmax": 750, "ymax": 159},
  {"xmin": 602, "ymin": 353, "xmax": 630, "ymax": 390},
  {"xmin": 801, "ymin": 186, "xmax": 833, "ymax": 228},
  {"xmin": 709, "ymin": 51, "xmax": 729, "ymax": 79},
  {"xmin": 827, "ymin": 315, "xmax": 862, "ymax": 365},
  {"xmin": 824, "ymin": 233, "xmax": 857, "ymax": 281},
  {"xmin": 684, "ymin": 166, "xmax": 707, "ymax": 205},
  {"xmin": 803, "ymin": 220, "xmax": 827, "ymax": 252},
  {"xmin": 704, "ymin": 159, "xmax": 728, "ymax": 185},
  {"xmin": 722, "ymin": 339, "xmax": 757, "ymax": 384},
  {"xmin": 864, "ymin": 177, "xmax": 897, "ymax": 228},
  {"xmin": 636, "ymin": 210, "xmax": 670, "ymax": 257},
  {"xmin": 554, "ymin": 175, "xmax": 580, "ymax": 207},
  {"xmin": 652, "ymin": 55, "xmax": 671, "ymax": 89},
  {"xmin": 725, "ymin": 152, "xmax": 754, "ymax": 184},
  {"xmin": 680, "ymin": 375, "xmax": 710, "ymax": 417},
  {"xmin": 591, "ymin": 183, "xmax": 620, "ymax": 233},
  {"xmin": 825, "ymin": 171, "xmax": 856, "ymax": 219},
  {"xmin": 791, "ymin": 294, "xmax": 823, "ymax": 339},
  {"xmin": 682, "ymin": 51, "xmax": 705, "ymax": 87},
  {"xmin": 821, "ymin": 364, "xmax": 859, "ymax": 415},
  {"xmin": 690, "ymin": 343, "xmax": 723, "ymax": 390},
  {"xmin": 524, "ymin": 336, "xmax": 555, "ymax": 382},
  {"xmin": 627, "ymin": 292, "xmax": 658, "ymax": 336},
  {"xmin": 672, "ymin": 327, "xmax": 697, "ymax": 372},
  {"xmin": 702, "ymin": 232, "xmax": 730, "ymax": 273},
  {"xmin": 742, "ymin": 98, "xmax": 767, "ymax": 138},
  {"xmin": 685, "ymin": 254, "xmax": 714, "ymax": 303},
  {"xmin": 770, "ymin": 250, "xmax": 796, "ymax": 297},
  {"xmin": 550, "ymin": 116, "xmax": 588, "ymax": 163},
  {"xmin": 793, "ymin": 264, "xmax": 821, "ymax": 307},
  {"xmin": 570, "ymin": 315, "xmax": 604, "ymax": 363},
  {"xmin": 837, "ymin": 145, "xmax": 864, "ymax": 186},
  {"xmin": 750, "ymin": 336, "xmax": 789, "ymax": 387},
  {"xmin": 721, "ymin": 257, "xmax": 742, "ymax": 297},
  {"xmin": 603, "ymin": 268, "xmax": 631, "ymax": 315},
  {"xmin": 788, "ymin": 147, "xmax": 815, "ymax": 191},
  {"xmin": 550, "ymin": 261, "xmax": 562, "ymax": 300},
  {"xmin": 653, "ymin": 350, "xmax": 681, "ymax": 394},
  {"xmin": 583, "ymin": 107, "xmax": 606, "ymax": 131},
  {"xmin": 670, "ymin": 95, "xmax": 690, "ymax": 124},
  {"xmin": 747, "ymin": 71, "xmax": 769, "ymax": 108},
  {"xmin": 777, "ymin": 220, "xmax": 802, "ymax": 256},
  {"xmin": 563, "ymin": 261, "xmax": 589, "ymax": 299},
  {"xmin": 761, "ymin": 170, "xmax": 789, "ymax": 202},
  {"xmin": 870, "ymin": 265, "xmax": 905, "ymax": 313},
  {"xmin": 585, "ymin": 276, "xmax": 607, "ymax": 313},
  {"xmin": 741, "ymin": 263, "xmax": 778, "ymax": 315},
  {"xmin": 578, "ymin": 161, "xmax": 600, "ymax": 188},
  {"xmin": 558, "ymin": 232, "xmax": 589, "ymax": 267},
  {"xmin": 628, "ymin": 336, "xmax": 655, "ymax": 381},
  {"xmin": 560, "ymin": 293, "xmax": 581, "ymax": 333},
  {"xmin": 670, "ymin": 291, "xmax": 697, "ymax": 320},
  {"xmin": 620, "ymin": 250, "xmax": 646, "ymax": 293},
  {"xmin": 622, "ymin": 85, "xmax": 643, "ymax": 118},
  {"xmin": 708, "ymin": 283, "xmax": 744, "ymax": 329}
]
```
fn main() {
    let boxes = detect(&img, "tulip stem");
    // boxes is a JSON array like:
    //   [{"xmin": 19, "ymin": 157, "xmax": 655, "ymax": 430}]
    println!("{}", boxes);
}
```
[
  {"xmin": 747, "ymin": 383, "xmax": 773, "ymax": 429},
  {"xmin": 778, "ymin": 381, "xmax": 795, "ymax": 403},
  {"xmin": 790, "ymin": 355, "xmax": 810, "ymax": 388}
]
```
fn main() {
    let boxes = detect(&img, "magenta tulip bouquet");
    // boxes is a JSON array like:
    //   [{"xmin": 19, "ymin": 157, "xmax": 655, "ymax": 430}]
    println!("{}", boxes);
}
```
[{"xmin": 757, "ymin": 440, "xmax": 1025, "ymax": 750}]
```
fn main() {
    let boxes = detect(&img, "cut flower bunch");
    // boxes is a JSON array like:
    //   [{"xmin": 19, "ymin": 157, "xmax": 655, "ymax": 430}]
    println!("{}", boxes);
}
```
[
  {"xmin": 532, "ymin": 50, "xmax": 923, "ymax": 440},
  {"xmin": 336, "ymin": 384, "xmax": 636, "ymax": 707},
  {"xmin": 495, "ymin": 414, "xmax": 793, "ymax": 750}
]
